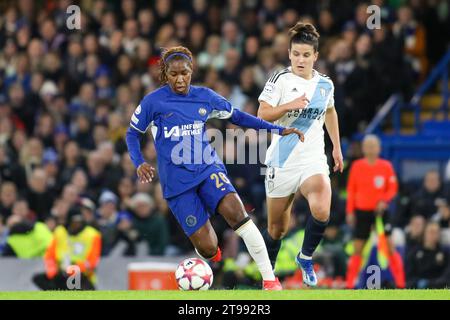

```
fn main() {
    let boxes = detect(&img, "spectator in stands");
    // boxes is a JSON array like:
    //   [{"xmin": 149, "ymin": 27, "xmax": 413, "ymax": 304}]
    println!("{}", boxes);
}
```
[
  {"xmin": 0, "ymin": 144, "xmax": 27, "ymax": 189},
  {"xmin": 96, "ymin": 190, "xmax": 134, "ymax": 256},
  {"xmin": 25, "ymin": 167, "xmax": 54, "ymax": 221},
  {"xmin": 392, "ymin": 5, "xmax": 428, "ymax": 81},
  {"xmin": 58, "ymin": 140, "xmax": 82, "ymax": 187},
  {"xmin": 79, "ymin": 197, "xmax": 98, "ymax": 229},
  {"xmin": 406, "ymin": 222, "xmax": 449, "ymax": 288},
  {"xmin": 431, "ymin": 199, "xmax": 450, "ymax": 247},
  {"xmin": 130, "ymin": 193, "xmax": 169, "ymax": 256},
  {"xmin": 410, "ymin": 170, "xmax": 446, "ymax": 220},
  {"xmin": 404, "ymin": 214, "xmax": 426, "ymax": 258},
  {"xmin": 0, "ymin": 181, "xmax": 18, "ymax": 220}
]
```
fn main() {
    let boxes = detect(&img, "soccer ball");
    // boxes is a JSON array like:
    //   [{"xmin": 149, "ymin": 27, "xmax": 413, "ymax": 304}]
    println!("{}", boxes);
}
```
[{"xmin": 175, "ymin": 258, "xmax": 213, "ymax": 291}]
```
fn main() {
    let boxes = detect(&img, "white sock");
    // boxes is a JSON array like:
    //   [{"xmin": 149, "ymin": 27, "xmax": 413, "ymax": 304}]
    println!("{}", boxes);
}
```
[
  {"xmin": 299, "ymin": 252, "xmax": 312, "ymax": 260},
  {"xmin": 234, "ymin": 219, "xmax": 275, "ymax": 281}
]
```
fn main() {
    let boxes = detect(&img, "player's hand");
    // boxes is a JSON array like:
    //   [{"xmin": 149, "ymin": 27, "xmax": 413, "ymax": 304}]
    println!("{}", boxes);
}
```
[
  {"xmin": 286, "ymin": 93, "xmax": 309, "ymax": 111},
  {"xmin": 137, "ymin": 163, "xmax": 155, "ymax": 183},
  {"xmin": 281, "ymin": 127, "xmax": 305, "ymax": 142},
  {"xmin": 332, "ymin": 147, "xmax": 344, "ymax": 173}
]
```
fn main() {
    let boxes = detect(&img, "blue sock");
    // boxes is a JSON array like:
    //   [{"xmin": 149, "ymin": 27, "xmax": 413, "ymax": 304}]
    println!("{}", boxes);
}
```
[{"xmin": 301, "ymin": 216, "xmax": 329, "ymax": 257}]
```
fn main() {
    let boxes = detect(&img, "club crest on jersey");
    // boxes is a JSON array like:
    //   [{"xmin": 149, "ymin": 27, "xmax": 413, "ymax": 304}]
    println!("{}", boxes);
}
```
[
  {"xmin": 198, "ymin": 107, "xmax": 207, "ymax": 116},
  {"xmin": 186, "ymin": 215, "xmax": 197, "ymax": 227},
  {"xmin": 320, "ymin": 87, "xmax": 327, "ymax": 97}
]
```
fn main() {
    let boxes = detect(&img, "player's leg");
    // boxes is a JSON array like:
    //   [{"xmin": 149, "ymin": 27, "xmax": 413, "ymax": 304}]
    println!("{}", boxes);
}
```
[
  {"xmin": 216, "ymin": 192, "xmax": 281, "ymax": 289},
  {"xmin": 189, "ymin": 220, "xmax": 222, "ymax": 261},
  {"xmin": 345, "ymin": 211, "xmax": 372, "ymax": 289},
  {"xmin": 263, "ymin": 166, "xmax": 299, "ymax": 270},
  {"xmin": 297, "ymin": 173, "xmax": 332, "ymax": 286},
  {"xmin": 199, "ymin": 170, "xmax": 281, "ymax": 289},
  {"xmin": 167, "ymin": 187, "xmax": 222, "ymax": 262},
  {"xmin": 263, "ymin": 194, "xmax": 295, "ymax": 269}
]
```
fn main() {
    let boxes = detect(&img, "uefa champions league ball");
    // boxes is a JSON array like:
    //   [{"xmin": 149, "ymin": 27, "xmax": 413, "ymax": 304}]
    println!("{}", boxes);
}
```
[{"xmin": 175, "ymin": 258, "xmax": 213, "ymax": 291}]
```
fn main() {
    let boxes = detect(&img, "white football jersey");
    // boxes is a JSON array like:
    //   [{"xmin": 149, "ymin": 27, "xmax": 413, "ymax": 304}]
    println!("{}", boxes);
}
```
[{"xmin": 258, "ymin": 67, "xmax": 335, "ymax": 168}]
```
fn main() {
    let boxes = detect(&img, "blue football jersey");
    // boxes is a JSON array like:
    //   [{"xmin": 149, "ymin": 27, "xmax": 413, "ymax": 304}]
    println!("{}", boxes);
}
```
[{"xmin": 129, "ymin": 85, "xmax": 234, "ymax": 198}]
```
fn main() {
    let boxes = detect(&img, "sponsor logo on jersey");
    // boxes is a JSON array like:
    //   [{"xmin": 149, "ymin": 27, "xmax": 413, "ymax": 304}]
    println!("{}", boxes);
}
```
[
  {"xmin": 264, "ymin": 83, "xmax": 275, "ymax": 93},
  {"xmin": 164, "ymin": 123, "xmax": 204, "ymax": 138}
]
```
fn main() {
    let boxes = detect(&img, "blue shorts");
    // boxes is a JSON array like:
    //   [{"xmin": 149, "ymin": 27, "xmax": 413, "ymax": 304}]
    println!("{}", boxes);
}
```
[{"xmin": 167, "ymin": 171, "xmax": 236, "ymax": 237}]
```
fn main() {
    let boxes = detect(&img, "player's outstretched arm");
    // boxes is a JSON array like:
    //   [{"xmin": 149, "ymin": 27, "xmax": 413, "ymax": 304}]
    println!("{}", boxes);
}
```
[
  {"xmin": 280, "ymin": 127, "xmax": 305, "ymax": 142},
  {"xmin": 229, "ymin": 108, "xmax": 304, "ymax": 141},
  {"xmin": 125, "ymin": 127, "xmax": 156, "ymax": 183}
]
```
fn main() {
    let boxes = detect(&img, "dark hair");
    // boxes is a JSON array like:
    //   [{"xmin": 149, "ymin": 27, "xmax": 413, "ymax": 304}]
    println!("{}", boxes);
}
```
[
  {"xmin": 288, "ymin": 22, "xmax": 320, "ymax": 52},
  {"xmin": 159, "ymin": 46, "xmax": 194, "ymax": 85}
]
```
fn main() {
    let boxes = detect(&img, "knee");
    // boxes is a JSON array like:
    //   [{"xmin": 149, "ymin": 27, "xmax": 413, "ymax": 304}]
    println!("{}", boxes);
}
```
[
  {"xmin": 218, "ymin": 195, "xmax": 247, "ymax": 228},
  {"xmin": 197, "ymin": 243, "xmax": 218, "ymax": 259},
  {"xmin": 310, "ymin": 203, "xmax": 330, "ymax": 222},
  {"xmin": 268, "ymin": 225, "xmax": 288, "ymax": 240}
]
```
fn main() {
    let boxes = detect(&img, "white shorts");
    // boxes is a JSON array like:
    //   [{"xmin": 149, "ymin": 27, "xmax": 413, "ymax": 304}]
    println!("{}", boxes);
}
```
[{"xmin": 264, "ymin": 157, "xmax": 330, "ymax": 198}]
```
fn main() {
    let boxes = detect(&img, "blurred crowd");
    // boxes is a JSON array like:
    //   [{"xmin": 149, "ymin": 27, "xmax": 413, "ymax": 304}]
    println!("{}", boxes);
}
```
[{"xmin": 0, "ymin": 0, "xmax": 449, "ymax": 289}]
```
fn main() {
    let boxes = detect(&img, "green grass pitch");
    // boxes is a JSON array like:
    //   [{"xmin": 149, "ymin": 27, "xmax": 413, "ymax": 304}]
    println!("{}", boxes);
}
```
[{"xmin": 0, "ymin": 289, "xmax": 449, "ymax": 300}]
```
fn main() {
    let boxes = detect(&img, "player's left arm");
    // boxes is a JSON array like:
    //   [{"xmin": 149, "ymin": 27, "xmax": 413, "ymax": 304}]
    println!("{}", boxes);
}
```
[
  {"xmin": 229, "ymin": 109, "xmax": 304, "ymax": 141},
  {"xmin": 207, "ymin": 88, "xmax": 304, "ymax": 140},
  {"xmin": 324, "ymin": 106, "xmax": 343, "ymax": 173}
]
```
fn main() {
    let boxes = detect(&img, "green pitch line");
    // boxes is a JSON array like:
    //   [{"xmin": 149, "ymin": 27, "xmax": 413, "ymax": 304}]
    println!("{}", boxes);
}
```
[{"xmin": 0, "ymin": 290, "xmax": 449, "ymax": 300}]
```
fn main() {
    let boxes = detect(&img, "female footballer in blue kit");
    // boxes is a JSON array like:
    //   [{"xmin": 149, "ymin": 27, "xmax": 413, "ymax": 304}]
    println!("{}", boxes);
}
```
[{"xmin": 126, "ymin": 46, "xmax": 305, "ymax": 290}]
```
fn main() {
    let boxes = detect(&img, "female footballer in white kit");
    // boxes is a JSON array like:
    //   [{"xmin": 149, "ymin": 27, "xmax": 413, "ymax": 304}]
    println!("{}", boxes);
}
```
[{"xmin": 258, "ymin": 22, "xmax": 343, "ymax": 286}]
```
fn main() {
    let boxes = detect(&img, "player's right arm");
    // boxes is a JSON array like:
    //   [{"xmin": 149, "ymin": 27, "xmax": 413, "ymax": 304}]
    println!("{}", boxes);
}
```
[
  {"xmin": 125, "ymin": 97, "xmax": 156, "ymax": 183},
  {"xmin": 257, "ymin": 75, "xmax": 309, "ymax": 122},
  {"xmin": 258, "ymin": 96, "xmax": 309, "ymax": 122}
]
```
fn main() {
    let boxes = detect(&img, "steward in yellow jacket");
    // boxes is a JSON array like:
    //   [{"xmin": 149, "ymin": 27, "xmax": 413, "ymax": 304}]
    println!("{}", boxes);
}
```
[{"xmin": 32, "ymin": 214, "xmax": 101, "ymax": 290}]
